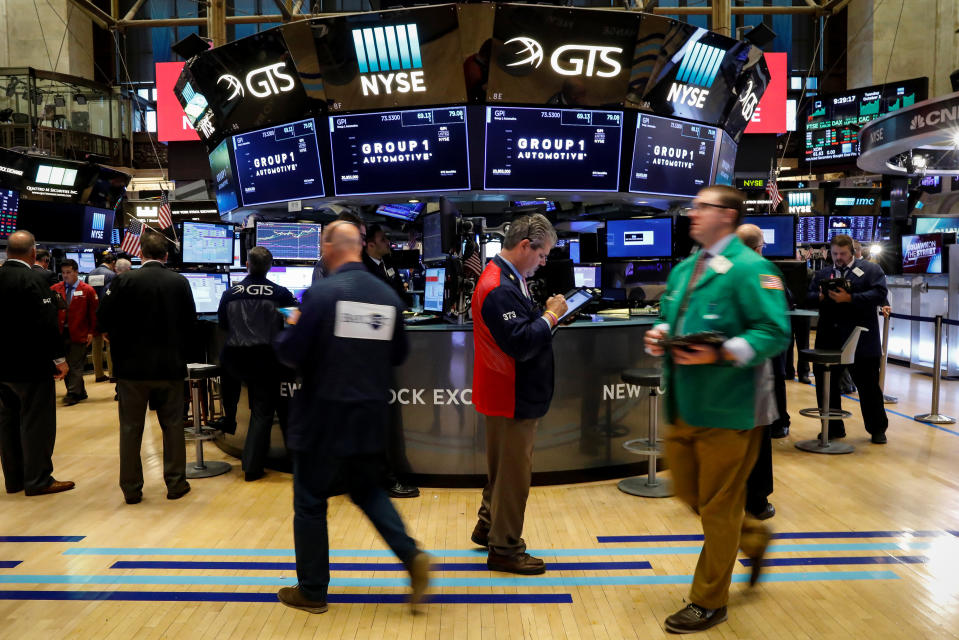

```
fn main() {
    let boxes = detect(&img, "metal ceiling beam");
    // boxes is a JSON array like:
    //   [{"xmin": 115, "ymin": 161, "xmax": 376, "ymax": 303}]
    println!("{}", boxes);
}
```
[
  {"xmin": 123, "ymin": 0, "xmax": 148, "ymax": 22},
  {"xmin": 652, "ymin": 6, "xmax": 821, "ymax": 15},
  {"xmin": 65, "ymin": 0, "xmax": 116, "ymax": 30},
  {"xmin": 272, "ymin": 0, "xmax": 293, "ymax": 22}
]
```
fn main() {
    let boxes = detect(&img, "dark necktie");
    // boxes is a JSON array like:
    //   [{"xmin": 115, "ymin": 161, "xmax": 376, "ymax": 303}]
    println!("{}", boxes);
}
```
[{"xmin": 65, "ymin": 284, "xmax": 74, "ymax": 307}]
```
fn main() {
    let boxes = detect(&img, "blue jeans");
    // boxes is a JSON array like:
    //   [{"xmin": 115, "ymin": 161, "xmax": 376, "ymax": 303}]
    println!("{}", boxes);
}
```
[{"xmin": 292, "ymin": 450, "xmax": 418, "ymax": 601}]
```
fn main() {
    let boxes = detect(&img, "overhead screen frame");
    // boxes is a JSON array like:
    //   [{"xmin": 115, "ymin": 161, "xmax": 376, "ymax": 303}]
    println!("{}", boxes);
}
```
[{"xmin": 232, "ymin": 117, "xmax": 326, "ymax": 207}]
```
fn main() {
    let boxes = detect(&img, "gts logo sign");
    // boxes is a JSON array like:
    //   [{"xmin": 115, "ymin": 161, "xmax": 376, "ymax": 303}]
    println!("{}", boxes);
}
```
[{"xmin": 217, "ymin": 62, "xmax": 296, "ymax": 100}]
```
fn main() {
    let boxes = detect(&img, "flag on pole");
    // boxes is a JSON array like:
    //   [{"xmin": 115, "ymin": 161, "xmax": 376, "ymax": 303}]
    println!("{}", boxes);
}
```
[
  {"xmin": 766, "ymin": 171, "xmax": 783, "ymax": 210},
  {"xmin": 158, "ymin": 191, "xmax": 173, "ymax": 230},
  {"xmin": 120, "ymin": 218, "xmax": 143, "ymax": 257},
  {"xmin": 463, "ymin": 237, "xmax": 483, "ymax": 278}
]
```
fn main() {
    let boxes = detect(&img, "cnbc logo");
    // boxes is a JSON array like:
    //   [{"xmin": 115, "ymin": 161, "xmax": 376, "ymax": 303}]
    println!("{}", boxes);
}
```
[
  {"xmin": 666, "ymin": 41, "xmax": 726, "ymax": 109},
  {"xmin": 352, "ymin": 24, "xmax": 426, "ymax": 96}
]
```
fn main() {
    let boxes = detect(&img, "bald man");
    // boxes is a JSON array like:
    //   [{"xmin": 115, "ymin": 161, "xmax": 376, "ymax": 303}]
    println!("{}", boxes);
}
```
[
  {"xmin": 0, "ymin": 231, "xmax": 74, "ymax": 496},
  {"xmin": 274, "ymin": 221, "xmax": 429, "ymax": 614}
]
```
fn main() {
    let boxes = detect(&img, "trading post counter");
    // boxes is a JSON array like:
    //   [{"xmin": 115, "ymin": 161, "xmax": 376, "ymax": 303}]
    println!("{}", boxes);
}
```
[{"xmin": 213, "ymin": 315, "xmax": 660, "ymax": 485}]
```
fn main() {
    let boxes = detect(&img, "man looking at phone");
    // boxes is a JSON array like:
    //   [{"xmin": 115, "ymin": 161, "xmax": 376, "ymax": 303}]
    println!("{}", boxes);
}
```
[
  {"xmin": 644, "ymin": 185, "xmax": 790, "ymax": 634},
  {"xmin": 217, "ymin": 246, "xmax": 298, "ymax": 480},
  {"xmin": 807, "ymin": 233, "xmax": 889, "ymax": 443}
]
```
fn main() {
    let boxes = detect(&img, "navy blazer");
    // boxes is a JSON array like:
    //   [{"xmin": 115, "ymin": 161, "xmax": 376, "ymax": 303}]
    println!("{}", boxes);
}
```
[{"xmin": 807, "ymin": 259, "xmax": 887, "ymax": 357}]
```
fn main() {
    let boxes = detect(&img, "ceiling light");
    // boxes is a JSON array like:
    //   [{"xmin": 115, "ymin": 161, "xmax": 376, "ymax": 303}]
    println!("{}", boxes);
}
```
[
  {"xmin": 870, "ymin": 244, "xmax": 883, "ymax": 255},
  {"xmin": 408, "ymin": 199, "xmax": 420, "ymax": 203}
]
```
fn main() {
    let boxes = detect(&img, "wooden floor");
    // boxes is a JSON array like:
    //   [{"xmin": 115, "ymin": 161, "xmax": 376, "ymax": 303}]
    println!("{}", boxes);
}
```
[{"xmin": 1, "ymin": 365, "xmax": 958, "ymax": 639}]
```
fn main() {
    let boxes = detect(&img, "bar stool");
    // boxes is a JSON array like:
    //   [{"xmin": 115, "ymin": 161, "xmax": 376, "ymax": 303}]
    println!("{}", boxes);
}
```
[
  {"xmin": 617, "ymin": 368, "xmax": 672, "ymax": 498},
  {"xmin": 185, "ymin": 363, "xmax": 232, "ymax": 478},
  {"xmin": 796, "ymin": 326, "xmax": 865, "ymax": 455}
]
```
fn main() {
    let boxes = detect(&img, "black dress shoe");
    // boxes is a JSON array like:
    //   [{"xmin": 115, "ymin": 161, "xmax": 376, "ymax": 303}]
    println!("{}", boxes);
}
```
[
  {"xmin": 751, "ymin": 503, "xmax": 776, "ymax": 521},
  {"xmin": 388, "ymin": 482, "xmax": 420, "ymax": 498},
  {"xmin": 827, "ymin": 429, "xmax": 847, "ymax": 440},
  {"xmin": 125, "ymin": 494, "xmax": 142, "ymax": 505},
  {"xmin": 871, "ymin": 432, "xmax": 887, "ymax": 444},
  {"xmin": 471, "ymin": 523, "xmax": 490, "ymax": 548},
  {"xmin": 95, "ymin": 376, "xmax": 109, "ymax": 383},
  {"xmin": 61, "ymin": 395, "xmax": 78, "ymax": 406},
  {"xmin": 167, "ymin": 483, "xmax": 191, "ymax": 500},
  {"xmin": 797, "ymin": 376, "xmax": 811, "ymax": 384},
  {"xmin": 244, "ymin": 470, "xmax": 265, "ymax": 482},
  {"xmin": 770, "ymin": 425, "xmax": 789, "ymax": 439},
  {"xmin": 664, "ymin": 604, "xmax": 727, "ymax": 634},
  {"xmin": 5, "ymin": 486, "xmax": 24, "ymax": 494}
]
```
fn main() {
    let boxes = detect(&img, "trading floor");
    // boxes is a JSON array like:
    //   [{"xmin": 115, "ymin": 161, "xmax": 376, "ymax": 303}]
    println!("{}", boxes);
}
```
[{"xmin": 0, "ymin": 366, "xmax": 957, "ymax": 640}]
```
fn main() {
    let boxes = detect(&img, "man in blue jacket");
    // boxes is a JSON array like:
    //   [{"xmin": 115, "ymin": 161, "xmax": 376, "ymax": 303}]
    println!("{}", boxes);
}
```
[
  {"xmin": 273, "ymin": 221, "xmax": 429, "ymax": 614},
  {"xmin": 807, "ymin": 233, "xmax": 889, "ymax": 443}
]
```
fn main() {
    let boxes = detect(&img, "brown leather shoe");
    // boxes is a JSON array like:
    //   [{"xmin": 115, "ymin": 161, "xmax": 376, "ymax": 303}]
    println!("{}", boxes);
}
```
[
  {"xmin": 470, "ymin": 523, "xmax": 489, "ymax": 548},
  {"xmin": 487, "ymin": 552, "xmax": 546, "ymax": 575},
  {"xmin": 25, "ymin": 480, "xmax": 75, "ymax": 496},
  {"xmin": 407, "ymin": 551, "xmax": 431, "ymax": 608},
  {"xmin": 277, "ymin": 586, "xmax": 328, "ymax": 614},
  {"xmin": 664, "ymin": 604, "xmax": 727, "ymax": 634},
  {"xmin": 749, "ymin": 529, "xmax": 771, "ymax": 587}
]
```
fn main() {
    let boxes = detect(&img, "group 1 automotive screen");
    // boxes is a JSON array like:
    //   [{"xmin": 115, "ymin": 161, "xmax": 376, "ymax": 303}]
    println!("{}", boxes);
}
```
[
  {"xmin": 183, "ymin": 273, "xmax": 230, "ymax": 314},
  {"xmin": 0, "ymin": 189, "xmax": 19, "ymax": 240},
  {"xmin": 255, "ymin": 222, "xmax": 322, "ymax": 262},
  {"xmin": 606, "ymin": 218, "xmax": 673, "ymax": 259},
  {"xmin": 232, "ymin": 119, "xmax": 325, "ymax": 207},
  {"xmin": 182, "ymin": 222, "xmax": 233, "ymax": 264},
  {"xmin": 329, "ymin": 108, "xmax": 469, "ymax": 196},
  {"xmin": 743, "ymin": 215, "xmax": 796, "ymax": 258},
  {"xmin": 629, "ymin": 114, "xmax": 717, "ymax": 197},
  {"xmin": 483, "ymin": 107, "xmax": 622, "ymax": 192}
]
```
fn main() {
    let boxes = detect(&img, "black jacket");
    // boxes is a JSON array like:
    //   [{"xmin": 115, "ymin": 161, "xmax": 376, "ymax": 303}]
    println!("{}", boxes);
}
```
[
  {"xmin": 363, "ymin": 252, "xmax": 408, "ymax": 307},
  {"xmin": 97, "ymin": 261, "xmax": 197, "ymax": 380},
  {"xmin": 274, "ymin": 262, "xmax": 408, "ymax": 454},
  {"xmin": 0, "ymin": 260, "xmax": 65, "ymax": 382},
  {"xmin": 807, "ymin": 258, "xmax": 887, "ymax": 358},
  {"xmin": 218, "ymin": 275, "xmax": 297, "ymax": 349},
  {"xmin": 31, "ymin": 264, "xmax": 57, "ymax": 286}
]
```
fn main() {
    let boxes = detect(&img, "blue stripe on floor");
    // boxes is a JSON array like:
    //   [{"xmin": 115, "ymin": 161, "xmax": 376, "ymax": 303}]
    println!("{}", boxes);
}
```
[
  {"xmin": 739, "ymin": 555, "xmax": 928, "ymax": 567},
  {"xmin": 0, "ymin": 570, "xmax": 900, "ymax": 587},
  {"xmin": 0, "ymin": 536, "xmax": 84, "ymax": 543},
  {"xmin": 0, "ymin": 590, "xmax": 573, "ymax": 604},
  {"xmin": 598, "ymin": 531, "xmax": 945, "ymax": 543},
  {"xmin": 0, "ymin": 562, "xmax": 21, "ymax": 568},
  {"xmin": 110, "ymin": 560, "xmax": 653, "ymax": 572},
  {"xmin": 62, "ymin": 542, "xmax": 932, "ymax": 558}
]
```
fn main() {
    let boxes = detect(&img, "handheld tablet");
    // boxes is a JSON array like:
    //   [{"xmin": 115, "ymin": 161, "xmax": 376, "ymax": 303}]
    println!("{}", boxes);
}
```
[{"xmin": 556, "ymin": 287, "xmax": 597, "ymax": 325}]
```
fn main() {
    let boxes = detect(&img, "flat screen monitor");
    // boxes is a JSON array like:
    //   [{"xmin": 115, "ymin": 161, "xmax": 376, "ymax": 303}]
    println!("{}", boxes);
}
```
[
  {"xmin": 713, "ymin": 130, "xmax": 737, "ymax": 186},
  {"xmin": 574, "ymin": 265, "xmax": 601, "ymax": 288},
  {"xmin": 268, "ymin": 265, "xmax": 314, "ymax": 302},
  {"xmin": 826, "ymin": 216, "xmax": 876, "ymax": 242},
  {"xmin": 629, "ymin": 113, "xmax": 718, "ymax": 197},
  {"xmin": 77, "ymin": 252, "xmax": 95, "ymax": 273},
  {"xmin": 376, "ymin": 203, "xmax": 425, "ymax": 222},
  {"xmin": 232, "ymin": 118, "xmax": 325, "ymax": 207},
  {"xmin": 568, "ymin": 239, "xmax": 580, "ymax": 264},
  {"xmin": 424, "ymin": 267, "xmax": 445, "ymax": 313},
  {"xmin": 182, "ymin": 221, "xmax": 234, "ymax": 265},
  {"xmin": 902, "ymin": 233, "xmax": 953, "ymax": 274},
  {"xmin": 511, "ymin": 201, "xmax": 557, "ymax": 212},
  {"xmin": 796, "ymin": 216, "xmax": 825, "ymax": 244},
  {"xmin": 915, "ymin": 217, "xmax": 959, "ymax": 235},
  {"xmin": 421, "ymin": 211, "xmax": 459, "ymax": 262},
  {"xmin": 484, "ymin": 107, "xmax": 622, "ymax": 192},
  {"xmin": 82, "ymin": 206, "xmax": 114, "ymax": 245},
  {"xmin": 606, "ymin": 218, "xmax": 673, "ymax": 259},
  {"xmin": 64, "ymin": 251, "xmax": 80, "ymax": 265},
  {"xmin": 255, "ymin": 222, "xmax": 322, "ymax": 262},
  {"xmin": 329, "ymin": 107, "xmax": 470, "ymax": 196},
  {"xmin": 209, "ymin": 138, "xmax": 239, "ymax": 214},
  {"xmin": 0, "ymin": 189, "xmax": 19, "ymax": 240},
  {"xmin": 804, "ymin": 77, "xmax": 928, "ymax": 163},
  {"xmin": 743, "ymin": 215, "xmax": 796, "ymax": 258},
  {"xmin": 182, "ymin": 272, "xmax": 230, "ymax": 314},
  {"xmin": 485, "ymin": 240, "xmax": 502, "ymax": 259}
]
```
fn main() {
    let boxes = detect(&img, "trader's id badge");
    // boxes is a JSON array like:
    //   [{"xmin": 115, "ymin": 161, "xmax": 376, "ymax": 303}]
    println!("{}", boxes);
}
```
[{"xmin": 708, "ymin": 255, "xmax": 733, "ymax": 274}]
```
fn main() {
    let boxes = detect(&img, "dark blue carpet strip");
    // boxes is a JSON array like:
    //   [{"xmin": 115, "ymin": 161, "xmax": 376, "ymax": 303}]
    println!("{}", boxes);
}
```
[
  {"xmin": 0, "ymin": 536, "xmax": 84, "ymax": 543},
  {"xmin": 0, "ymin": 590, "xmax": 572, "ymax": 604},
  {"xmin": 738, "ymin": 555, "xmax": 928, "ymax": 567},
  {"xmin": 111, "ymin": 560, "xmax": 652, "ymax": 572},
  {"xmin": 0, "ymin": 562, "xmax": 21, "ymax": 568},
  {"xmin": 597, "ymin": 530, "xmax": 946, "ymax": 543}
]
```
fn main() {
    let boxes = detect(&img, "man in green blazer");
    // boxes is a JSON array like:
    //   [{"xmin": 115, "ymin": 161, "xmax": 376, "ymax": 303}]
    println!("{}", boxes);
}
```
[{"xmin": 645, "ymin": 185, "xmax": 791, "ymax": 634}]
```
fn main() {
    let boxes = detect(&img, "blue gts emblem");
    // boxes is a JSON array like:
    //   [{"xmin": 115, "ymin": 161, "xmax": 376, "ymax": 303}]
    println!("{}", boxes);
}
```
[
  {"xmin": 352, "ymin": 25, "xmax": 426, "ymax": 96},
  {"xmin": 667, "ymin": 41, "xmax": 725, "ymax": 110}
]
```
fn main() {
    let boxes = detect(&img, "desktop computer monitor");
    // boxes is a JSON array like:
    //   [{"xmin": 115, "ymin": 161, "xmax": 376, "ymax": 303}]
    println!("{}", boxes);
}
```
[
  {"xmin": 424, "ymin": 267, "xmax": 446, "ymax": 313},
  {"xmin": 182, "ymin": 272, "xmax": 230, "ymax": 314},
  {"xmin": 574, "ymin": 265, "xmax": 601, "ymax": 288},
  {"xmin": 268, "ymin": 265, "xmax": 314, "ymax": 302}
]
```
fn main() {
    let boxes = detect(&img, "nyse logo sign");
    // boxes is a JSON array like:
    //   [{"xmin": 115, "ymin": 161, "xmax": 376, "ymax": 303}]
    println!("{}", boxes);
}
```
[
  {"xmin": 89, "ymin": 212, "xmax": 106, "ymax": 240},
  {"xmin": 666, "ymin": 41, "xmax": 725, "ymax": 109},
  {"xmin": 352, "ymin": 24, "xmax": 426, "ymax": 96},
  {"xmin": 504, "ymin": 37, "xmax": 623, "ymax": 78},
  {"xmin": 216, "ymin": 62, "xmax": 296, "ymax": 100}
]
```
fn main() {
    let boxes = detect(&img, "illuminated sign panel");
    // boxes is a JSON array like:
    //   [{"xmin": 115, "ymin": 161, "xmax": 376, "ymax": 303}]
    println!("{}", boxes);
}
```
[
  {"xmin": 744, "ymin": 53, "xmax": 787, "ymax": 134},
  {"xmin": 628, "ymin": 113, "xmax": 717, "ymax": 198},
  {"xmin": 156, "ymin": 62, "xmax": 200, "ymax": 142},
  {"xmin": 232, "ymin": 118, "xmax": 325, "ymax": 207},
  {"xmin": 351, "ymin": 24, "xmax": 426, "ymax": 96}
]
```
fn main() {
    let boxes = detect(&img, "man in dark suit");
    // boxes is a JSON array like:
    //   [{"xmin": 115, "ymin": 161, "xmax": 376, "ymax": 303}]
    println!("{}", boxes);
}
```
[
  {"xmin": 97, "ymin": 231, "xmax": 196, "ymax": 504},
  {"xmin": 0, "ymin": 231, "xmax": 74, "ymax": 496},
  {"xmin": 807, "ymin": 233, "xmax": 889, "ymax": 443},
  {"xmin": 32, "ymin": 248, "xmax": 58, "ymax": 286},
  {"xmin": 273, "ymin": 221, "xmax": 429, "ymax": 614},
  {"xmin": 363, "ymin": 223, "xmax": 408, "ymax": 305}
]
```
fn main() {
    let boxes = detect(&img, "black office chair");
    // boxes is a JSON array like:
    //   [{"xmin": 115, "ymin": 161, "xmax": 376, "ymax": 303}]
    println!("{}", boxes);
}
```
[{"xmin": 796, "ymin": 326, "xmax": 866, "ymax": 455}]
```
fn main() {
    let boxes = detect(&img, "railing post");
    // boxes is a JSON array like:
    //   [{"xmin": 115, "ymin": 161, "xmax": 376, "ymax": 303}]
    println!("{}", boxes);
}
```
[
  {"xmin": 914, "ymin": 315, "xmax": 956, "ymax": 425},
  {"xmin": 880, "ymin": 311, "xmax": 898, "ymax": 404}
]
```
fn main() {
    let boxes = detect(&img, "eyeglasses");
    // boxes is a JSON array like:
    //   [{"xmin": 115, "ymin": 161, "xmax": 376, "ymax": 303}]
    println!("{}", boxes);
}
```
[{"xmin": 689, "ymin": 201, "xmax": 732, "ymax": 212}]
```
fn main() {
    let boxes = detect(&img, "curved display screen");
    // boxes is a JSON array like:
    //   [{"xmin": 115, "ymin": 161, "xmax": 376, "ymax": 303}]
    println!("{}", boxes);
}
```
[
  {"xmin": 483, "ymin": 106, "xmax": 623, "ymax": 192},
  {"xmin": 629, "ymin": 113, "xmax": 717, "ymax": 197},
  {"xmin": 329, "ymin": 107, "xmax": 470, "ymax": 196},
  {"xmin": 233, "ymin": 118, "xmax": 325, "ymax": 207}
]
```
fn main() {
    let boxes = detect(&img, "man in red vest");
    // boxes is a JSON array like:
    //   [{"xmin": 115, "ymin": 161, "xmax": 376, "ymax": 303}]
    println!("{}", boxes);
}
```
[{"xmin": 51, "ymin": 259, "xmax": 98, "ymax": 406}]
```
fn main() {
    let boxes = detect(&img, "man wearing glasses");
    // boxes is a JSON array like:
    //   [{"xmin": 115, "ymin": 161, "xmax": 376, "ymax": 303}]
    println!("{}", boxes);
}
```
[{"xmin": 645, "ymin": 186, "xmax": 790, "ymax": 634}]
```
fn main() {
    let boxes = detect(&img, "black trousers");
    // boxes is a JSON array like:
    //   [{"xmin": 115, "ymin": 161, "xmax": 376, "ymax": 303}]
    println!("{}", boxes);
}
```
[
  {"xmin": 785, "ymin": 317, "xmax": 810, "ymax": 379},
  {"xmin": 813, "ymin": 356, "xmax": 888, "ymax": 436},
  {"xmin": 63, "ymin": 340, "xmax": 87, "ymax": 398},
  {"xmin": 0, "ymin": 379, "xmax": 57, "ymax": 493},
  {"xmin": 117, "ymin": 379, "xmax": 188, "ymax": 498},
  {"xmin": 745, "ymin": 425, "xmax": 773, "ymax": 516},
  {"xmin": 220, "ymin": 347, "xmax": 284, "ymax": 474}
]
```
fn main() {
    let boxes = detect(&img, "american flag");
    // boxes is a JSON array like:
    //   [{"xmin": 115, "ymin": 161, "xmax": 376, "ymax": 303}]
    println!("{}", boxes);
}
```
[
  {"xmin": 120, "ymin": 218, "xmax": 143, "ymax": 257},
  {"xmin": 158, "ymin": 191, "xmax": 172, "ymax": 230},
  {"xmin": 766, "ymin": 171, "xmax": 783, "ymax": 210},
  {"xmin": 463, "ymin": 238, "xmax": 483, "ymax": 278}
]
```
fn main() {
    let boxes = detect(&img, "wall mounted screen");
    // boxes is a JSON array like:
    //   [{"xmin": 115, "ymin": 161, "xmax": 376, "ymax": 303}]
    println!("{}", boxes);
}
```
[
  {"xmin": 629, "ymin": 113, "xmax": 717, "ymax": 197},
  {"xmin": 233, "ymin": 118, "xmax": 325, "ymax": 207}
]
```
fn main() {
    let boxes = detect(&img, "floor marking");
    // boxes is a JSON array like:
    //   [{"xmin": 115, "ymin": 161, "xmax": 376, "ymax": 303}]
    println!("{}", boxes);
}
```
[
  {"xmin": 0, "ymin": 590, "xmax": 573, "ymax": 604},
  {"xmin": 598, "ymin": 531, "xmax": 947, "ymax": 543},
  {"xmin": 0, "ymin": 536, "xmax": 84, "ymax": 543},
  {"xmin": 739, "ymin": 555, "xmax": 928, "ymax": 567},
  {"xmin": 110, "ymin": 560, "xmax": 653, "ymax": 572},
  {"xmin": 0, "ymin": 562, "xmax": 21, "ymax": 568}
]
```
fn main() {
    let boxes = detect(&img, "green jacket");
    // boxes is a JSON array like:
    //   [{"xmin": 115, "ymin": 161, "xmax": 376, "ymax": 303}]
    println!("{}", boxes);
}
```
[{"xmin": 658, "ymin": 236, "xmax": 790, "ymax": 430}]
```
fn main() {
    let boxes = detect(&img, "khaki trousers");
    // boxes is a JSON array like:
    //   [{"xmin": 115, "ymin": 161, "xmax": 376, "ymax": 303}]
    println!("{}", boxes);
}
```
[
  {"xmin": 476, "ymin": 415, "xmax": 538, "ymax": 556},
  {"xmin": 665, "ymin": 420, "xmax": 767, "ymax": 609},
  {"xmin": 92, "ymin": 335, "xmax": 111, "ymax": 379}
]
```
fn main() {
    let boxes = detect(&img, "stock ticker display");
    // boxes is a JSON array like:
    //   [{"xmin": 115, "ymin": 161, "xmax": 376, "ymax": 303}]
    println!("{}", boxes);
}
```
[
  {"xmin": 255, "ymin": 222, "xmax": 322, "ymax": 262},
  {"xmin": 795, "ymin": 216, "xmax": 825, "ymax": 244},
  {"xmin": 804, "ymin": 78, "xmax": 927, "ymax": 163},
  {"xmin": 0, "ymin": 189, "xmax": 18, "ymax": 240}
]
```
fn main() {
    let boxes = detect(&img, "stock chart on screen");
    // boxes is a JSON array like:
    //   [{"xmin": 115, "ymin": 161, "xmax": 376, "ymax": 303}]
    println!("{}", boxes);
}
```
[{"xmin": 255, "ymin": 222, "xmax": 322, "ymax": 262}]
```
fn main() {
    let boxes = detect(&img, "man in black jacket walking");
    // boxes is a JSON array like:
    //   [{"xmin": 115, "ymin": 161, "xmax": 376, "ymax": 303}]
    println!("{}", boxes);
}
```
[
  {"xmin": 97, "ymin": 231, "xmax": 196, "ymax": 503},
  {"xmin": 0, "ymin": 231, "xmax": 74, "ymax": 496}
]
